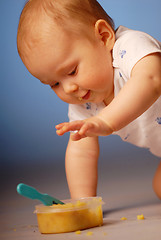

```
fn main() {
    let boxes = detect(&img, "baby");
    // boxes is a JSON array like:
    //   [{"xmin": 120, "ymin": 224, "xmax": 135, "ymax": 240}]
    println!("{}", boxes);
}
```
[{"xmin": 17, "ymin": 0, "xmax": 161, "ymax": 199}]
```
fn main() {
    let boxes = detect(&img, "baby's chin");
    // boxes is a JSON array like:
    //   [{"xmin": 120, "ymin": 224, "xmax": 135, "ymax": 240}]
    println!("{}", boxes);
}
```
[{"xmin": 63, "ymin": 96, "xmax": 105, "ymax": 105}]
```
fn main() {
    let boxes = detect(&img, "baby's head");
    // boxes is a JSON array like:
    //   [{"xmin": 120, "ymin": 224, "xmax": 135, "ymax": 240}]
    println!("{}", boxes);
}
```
[
  {"xmin": 17, "ymin": 0, "xmax": 115, "ymax": 104},
  {"xmin": 17, "ymin": 0, "xmax": 114, "ymax": 62}
]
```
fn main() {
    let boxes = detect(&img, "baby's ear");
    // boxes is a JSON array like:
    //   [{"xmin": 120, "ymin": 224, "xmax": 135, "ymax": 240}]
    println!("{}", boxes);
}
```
[{"xmin": 94, "ymin": 19, "xmax": 115, "ymax": 50}]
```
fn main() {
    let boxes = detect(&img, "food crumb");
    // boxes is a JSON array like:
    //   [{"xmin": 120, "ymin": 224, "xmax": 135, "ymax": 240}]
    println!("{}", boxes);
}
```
[
  {"xmin": 86, "ymin": 231, "xmax": 93, "ymax": 236},
  {"xmin": 103, "ymin": 232, "xmax": 107, "ymax": 236},
  {"xmin": 121, "ymin": 217, "xmax": 127, "ymax": 220},
  {"xmin": 13, "ymin": 229, "xmax": 16, "ymax": 232},
  {"xmin": 75, "ymin": 230, "xmax": 81, "ymax": 235},
  {"xmin": 137, "ymin": 214, "xmax": 145, "ymax": 220}
]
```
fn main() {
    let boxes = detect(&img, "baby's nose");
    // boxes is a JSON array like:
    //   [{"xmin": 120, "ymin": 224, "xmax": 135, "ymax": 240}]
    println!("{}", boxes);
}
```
[{"xmin": 63, "ymin": 81, "xmax": 78, "ymax": 94}]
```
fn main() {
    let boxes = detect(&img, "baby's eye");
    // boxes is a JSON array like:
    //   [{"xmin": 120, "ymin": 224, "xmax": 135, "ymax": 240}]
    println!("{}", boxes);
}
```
[
  {"xmin": 51, "ymin": 82, "xmax": 59, "ymax": 88},
  {"xmin": 68, "ymin": 66, "xmax": 77, "ymax": 76}
]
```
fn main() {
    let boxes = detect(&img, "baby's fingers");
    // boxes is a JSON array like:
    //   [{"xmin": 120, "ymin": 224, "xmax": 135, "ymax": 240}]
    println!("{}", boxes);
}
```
[
  {"xmin": 70, "ymin": 132, "xmax": 86, "ymax": 141},
  {"xmin": 56, "ymin": 121, "xmax": 85, "ymax": 135},
  {"xmin": 55, "ymin": 122, "xmax": 68, "ymax": 130},
  {"xmin": 78, "ymin": 122, "xmax": 96, "ymax": 136}
]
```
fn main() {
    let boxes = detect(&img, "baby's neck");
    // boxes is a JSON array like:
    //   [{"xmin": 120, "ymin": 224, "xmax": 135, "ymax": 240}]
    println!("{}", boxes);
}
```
[{"xmin": 103, "ymin": 92, "xmax": 114, "ymax": 106}]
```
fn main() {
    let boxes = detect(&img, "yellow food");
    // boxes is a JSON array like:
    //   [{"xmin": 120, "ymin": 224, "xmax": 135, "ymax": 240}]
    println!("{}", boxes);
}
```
[
  {"xmin": 121, "ymin": 217, "xmax": 127, "ymax": 220},
  {"xmin": 75, "ymin": 230, "xmax": 81, "ymax": 235},
  {"xmin": 35, "ymin": 197, "xmax": 103, "ymax": 234},
  {"xmin": 86, "ymin": 231, "xmax": 93, "ymax": 236},
  {"xmin": 137, "ymin": 214, "xmax": 145, "ymax": 220}
]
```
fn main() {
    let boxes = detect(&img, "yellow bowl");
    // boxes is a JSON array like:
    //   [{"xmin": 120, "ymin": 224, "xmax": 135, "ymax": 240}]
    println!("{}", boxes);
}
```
[{"xmin": 34, "ymin": 197, "xmax": 104, "ymax": 234}]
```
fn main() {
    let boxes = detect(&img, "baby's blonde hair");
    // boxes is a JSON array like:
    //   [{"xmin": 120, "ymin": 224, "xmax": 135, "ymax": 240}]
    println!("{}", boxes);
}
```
[{"xmin": 17, "ymin": 0, "xmax": 114, "ymax": 61}]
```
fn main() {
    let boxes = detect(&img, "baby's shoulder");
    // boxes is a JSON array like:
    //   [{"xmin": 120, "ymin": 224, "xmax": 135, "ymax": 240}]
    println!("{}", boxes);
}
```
[
  {"xmin": 113, "ymin": 26, "xmax": 161, "ymax": 79},
  {"xmin": 114, "ymin": 26, "xmax": 161, "ymax": 51}
]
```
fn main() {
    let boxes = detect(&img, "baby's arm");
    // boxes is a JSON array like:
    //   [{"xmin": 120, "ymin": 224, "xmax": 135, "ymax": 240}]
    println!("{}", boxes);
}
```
[
  {"xmin": 153, "ymin": 160, "xmax": 161, "ymax": 199},
  {"xmin": 56, "ymin": 53, "xmax": 161, "ymax": 139},
  {"xmin": 99, "ymin": 52, "xmax": 161, "ymax": 131},
  {"xmin": 65, "ymin": 134, "xmax": 99, "ymax": 198}
]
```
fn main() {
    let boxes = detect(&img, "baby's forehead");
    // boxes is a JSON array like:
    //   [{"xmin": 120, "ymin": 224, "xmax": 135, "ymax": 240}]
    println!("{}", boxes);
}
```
[
  {"xmin": 18, "ymin": 6, "xmax": 95, "ymax": 62},
  {"xmin": 25, "ymin": 15, "xmax": 60, "ymax": 46}
]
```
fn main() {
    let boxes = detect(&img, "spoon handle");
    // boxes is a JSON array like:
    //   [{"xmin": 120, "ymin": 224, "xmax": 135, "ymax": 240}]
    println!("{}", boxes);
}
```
[
  {"xmin": 17, "ymin": 183, "xmax": 42, "ymax": 200},
  {"xmin": 17, "ymin": 183, "xmax": 64, "ymax": 206}
]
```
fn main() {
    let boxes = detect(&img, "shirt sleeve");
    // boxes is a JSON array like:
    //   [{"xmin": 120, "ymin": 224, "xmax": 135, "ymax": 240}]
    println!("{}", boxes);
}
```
[{"xmin": 113, "ymin": 26, "xmax": 161, "ymax": 80}]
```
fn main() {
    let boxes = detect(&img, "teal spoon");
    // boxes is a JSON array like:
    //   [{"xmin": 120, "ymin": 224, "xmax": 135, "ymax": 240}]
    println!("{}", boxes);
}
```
[{"xmin": 17, "ymin": 183, "xmax": 64, "ymax": 206}]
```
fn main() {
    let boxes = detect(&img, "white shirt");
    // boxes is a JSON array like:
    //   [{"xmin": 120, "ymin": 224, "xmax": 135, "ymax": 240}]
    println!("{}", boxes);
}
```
[{"xmin": 68, "ymin": 26, "xmax": 161, "ymax": 157}]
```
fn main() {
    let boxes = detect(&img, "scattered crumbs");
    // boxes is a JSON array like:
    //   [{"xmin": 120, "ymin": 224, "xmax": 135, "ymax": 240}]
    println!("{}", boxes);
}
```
[
  {"xmin": 137, "ymin": 214, "xmax": 145, "ymax": 220},
  {"xmin": 121, "ymin": 217, "xmax": 127, "ymax": 221},
  {"xmin": 86, "ymin": 231, "xmax": 93, "ymax": 236},
  {"xmin": 75, "ymin": 230, "xmax": 81, "ymax": 235},
  {"xmin": 103, "ymin": 232, "xmax": 108, "ymax": 236},
  {"xmin": 13, "ymin": 229, "xmax": 16, "ymax": 232}
]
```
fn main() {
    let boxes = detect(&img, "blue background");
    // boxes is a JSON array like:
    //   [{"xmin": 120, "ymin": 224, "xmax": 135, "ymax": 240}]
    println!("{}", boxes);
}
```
[{"xmin": 1, "ymin": 0, "xmax": 161, "ymax": 185}]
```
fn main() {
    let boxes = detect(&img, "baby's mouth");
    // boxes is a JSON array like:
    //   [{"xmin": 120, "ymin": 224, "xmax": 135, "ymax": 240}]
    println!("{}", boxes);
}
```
[{"xmin": 82, "ymin": 90, "xmax": 90, "ymax": 100}]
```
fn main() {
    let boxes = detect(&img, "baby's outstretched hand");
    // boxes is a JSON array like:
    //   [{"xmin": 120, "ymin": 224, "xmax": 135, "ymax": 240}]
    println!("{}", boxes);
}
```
[{"xmin": 55, "ymin": 116, "xmax": 114, "ymax": 141}]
